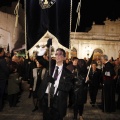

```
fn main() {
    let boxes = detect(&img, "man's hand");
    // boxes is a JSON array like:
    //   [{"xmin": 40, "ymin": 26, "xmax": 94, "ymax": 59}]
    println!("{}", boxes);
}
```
[
  {"xmin": 85, "ymin": 76, "xmax": 89, "ymax": 83},
  {"xmin": 46, "ymin": 38, "xmax": 52, "ymax": 48},
  {"xmin": 29, "ymin": 88, "xmax": 32, "ymax": 91},
  {"xmin": 114, "ymin": 75, "xmax": 117, "ymax": 80},
  {"xmin": 47, "ymin": 75, "xmax": 55, "ymax": 84},
  {"xmin": 37, "ymin": 46, "xmax": 47, "ymax": 56}
]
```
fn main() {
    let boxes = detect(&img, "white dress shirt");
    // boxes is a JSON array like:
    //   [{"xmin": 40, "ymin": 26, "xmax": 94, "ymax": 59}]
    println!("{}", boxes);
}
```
[{"xmin": 45, "ymin": 64, "xmax": 63, "ymax": 95}]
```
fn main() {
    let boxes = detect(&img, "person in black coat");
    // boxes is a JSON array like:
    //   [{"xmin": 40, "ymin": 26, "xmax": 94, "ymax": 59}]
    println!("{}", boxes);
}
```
[
  {"xmin": 23, "ymin": 56, "xmax": 37, "ymax": 98},
  {"xmin": 7, "ymin": 61, "xmax": 22, "ymax": 107},
  {"xmin": 66, "ymin": 57, "xmax": 79, "ymax": 108},
  {"xmin": 116, "ymin": 68, "xmax": 120, "ymax": 109},
  {"xmin": 101, "ymin": 55, "xmax": 116, "ymax": 112},
  {"xmin": 0, "ymin": 48, "xmax": 9, "ymax": 111},
  {"xmin": 67, "ymin": 58, "xmax": 88, "ymax": 120},
  {"xmin": 88, "ymin": 61, "xmax": 101, "ymax": 106},
  {"xmin": 37, "ymin": 47, "xmax": 73, "ymax": 120}
]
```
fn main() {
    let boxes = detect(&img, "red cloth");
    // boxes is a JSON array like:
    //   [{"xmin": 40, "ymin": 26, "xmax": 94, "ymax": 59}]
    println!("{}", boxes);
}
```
[{"xmin": 103, "ymin": 76, "xmax": 114, "ymax": 81}]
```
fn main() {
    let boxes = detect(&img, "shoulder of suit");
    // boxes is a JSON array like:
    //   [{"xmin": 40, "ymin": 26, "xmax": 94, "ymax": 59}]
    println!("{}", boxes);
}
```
[
  {"xmin": 107, "ymin": 62, "xmax": 114, "ymax": 67},
  {"xmin": 64, "ymin": 66, "xmax": 72, "ymax": 74},
  {"xmin": 96, "ymin": 68, "xmax": 100, "ymax": 71},
  {"xmin": 51, "ymin": 59, "xmax": 56, "ymax": 64},
  {"xmin": 66, "ymin": 64, "xmax": 74, "ymax": 71}
]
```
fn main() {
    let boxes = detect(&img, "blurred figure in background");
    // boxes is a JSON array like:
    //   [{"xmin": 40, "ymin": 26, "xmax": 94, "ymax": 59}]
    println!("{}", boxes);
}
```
[
  {"xmin": 7, "ymin": 61, "xmax": 22, "ymax": 107},
  {"xmin": 67, "ymin": 57, "xmax": 88, "ymax": 120},
  {"xmin": 67, "ymin": 57, "xmax": 79, "ymax": 108},
  {"xmin": 0, "ymin": 48, "xmax": 9, "ymax": 111},
  {"xmin": 116, "ymin": 68, "xmax": 120, "ymax": 109},
  {"xmin": 88, "ymin": 61, "xmax": 101, "ymax": 107},
  {"xmin": 30, "ymin": 60, "xmax": 46, "ymax": 112},
  {"xmin": 101, "ymin": 55, "xmax": 116, "ymax": 112}
]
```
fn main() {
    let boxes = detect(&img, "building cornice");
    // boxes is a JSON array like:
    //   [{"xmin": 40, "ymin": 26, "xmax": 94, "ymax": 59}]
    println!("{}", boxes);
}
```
[
  {"xmin": 71, "ymin": 32, "xmax": 120, "ymax": 41},
  {"xmin": 71, "ymin": 19, "xmax": 120, "ymax": 41}
]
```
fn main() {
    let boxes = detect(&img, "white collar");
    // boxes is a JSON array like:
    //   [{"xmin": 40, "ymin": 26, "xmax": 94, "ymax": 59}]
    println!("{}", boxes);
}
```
[{"xmin": 55, "ymin": 64, "xmax": 63, "ymax": 70}]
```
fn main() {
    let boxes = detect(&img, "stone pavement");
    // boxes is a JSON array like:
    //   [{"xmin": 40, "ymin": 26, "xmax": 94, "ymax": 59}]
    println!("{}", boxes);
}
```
[{"xmin": 0, "ymin": 82, "xmax": 120, "ymax": 120}]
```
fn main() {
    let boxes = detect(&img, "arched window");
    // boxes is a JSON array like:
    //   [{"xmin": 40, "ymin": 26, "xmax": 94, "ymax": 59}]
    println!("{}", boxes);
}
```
[{"xmin": 94, "ymin": 48, "xmax": 103, "ymax": 54}]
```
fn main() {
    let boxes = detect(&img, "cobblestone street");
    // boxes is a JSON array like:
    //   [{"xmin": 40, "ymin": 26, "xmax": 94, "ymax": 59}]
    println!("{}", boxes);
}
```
[{"xmin": 0, "ymin": 82, "xmax": 120, "ymax": 120}]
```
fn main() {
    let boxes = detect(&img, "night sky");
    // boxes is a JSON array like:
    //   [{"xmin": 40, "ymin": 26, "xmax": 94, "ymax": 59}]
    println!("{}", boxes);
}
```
[
  {"xmin": 0, "ymin": 0, "xmax": 120, "ymax": 32},
  {"xmin": 71, "ymin": 0, "xmax": 120, "ymax": 32}
]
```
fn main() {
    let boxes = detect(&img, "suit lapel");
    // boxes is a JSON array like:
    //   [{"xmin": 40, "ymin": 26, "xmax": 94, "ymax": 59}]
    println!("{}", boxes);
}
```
[
  {"xmin": 51, "ymin": 64, "xmax": 55, "ymax": 76},
  {"xmin": 59, "ymin": 66, "xmax": 66, "ymax": 83}
]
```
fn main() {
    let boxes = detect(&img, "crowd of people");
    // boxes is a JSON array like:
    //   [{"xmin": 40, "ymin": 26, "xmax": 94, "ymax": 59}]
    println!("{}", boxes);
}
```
[{"xmin": 0, "ymin": 46, "xmax": 120, "ymax": 120}]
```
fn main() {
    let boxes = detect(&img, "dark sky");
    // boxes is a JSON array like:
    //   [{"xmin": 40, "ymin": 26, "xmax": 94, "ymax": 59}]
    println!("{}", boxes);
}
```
[
  {"xmin": 71, "ymin": 0, "xmax": 120, "ymax": 32},
  {"xmin": 0, "ymin": 0, "xmax": 120, "ymax": 32}
]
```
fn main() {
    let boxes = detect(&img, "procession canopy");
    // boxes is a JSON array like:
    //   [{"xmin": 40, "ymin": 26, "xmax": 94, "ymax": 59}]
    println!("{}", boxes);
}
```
[{"xmin": 28, "ymin": 31, "xmax": 70, "ymax": 57}]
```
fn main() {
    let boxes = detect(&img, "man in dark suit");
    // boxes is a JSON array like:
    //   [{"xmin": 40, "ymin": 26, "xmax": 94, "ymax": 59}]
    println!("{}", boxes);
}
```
[
  {"xmin": 101, "ymin": 55, "xmax": 116, "ymax": 112},
  {"xmin": 37, "ymin": 47, "xmax": 73, "ymax": 120}
]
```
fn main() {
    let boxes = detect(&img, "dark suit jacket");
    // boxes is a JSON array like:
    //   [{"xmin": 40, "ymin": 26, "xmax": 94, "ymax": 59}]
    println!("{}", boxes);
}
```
[
  {"xmin": 89, "ymin": 68, "xmax": 101, "ymax": 86},
  {"xmin": 0, "ymin": 56, "xmax": 9, "ymax": 81},
  {"xmin": 66, "ymin": 59, "xmax": 88, "ymax": 105},
  {"xmin": 103, "ymin": 62, "xmax": 116, "ymax": 82},
  {"xmin": 37, "ymin": 56, "xmax": 73, "ymax": 117}
]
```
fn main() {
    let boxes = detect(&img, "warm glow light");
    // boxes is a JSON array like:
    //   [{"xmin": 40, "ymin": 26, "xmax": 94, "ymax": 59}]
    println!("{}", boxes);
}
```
[{"xmin": 39, "ymin": 0, "xmax": 56, "ymax": 9}]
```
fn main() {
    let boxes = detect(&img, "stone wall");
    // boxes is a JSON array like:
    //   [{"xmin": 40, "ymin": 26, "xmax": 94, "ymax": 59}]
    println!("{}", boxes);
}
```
[
  {"xmin": 70, "ymin": 40, "xmax": 120, "ymax": 59},
  {"xmin": 70, "ymin": 19, "xmax": 120, "ymax": 59},
  {"xmin": 0, "ymin": 2, "xmax": 24, "ymax": 52}
]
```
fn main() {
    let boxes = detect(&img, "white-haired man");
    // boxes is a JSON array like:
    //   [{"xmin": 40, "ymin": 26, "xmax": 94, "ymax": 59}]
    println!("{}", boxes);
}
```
[{"xmin": 101, "ymin": 55, "xmax": 116, "ymax": 112}]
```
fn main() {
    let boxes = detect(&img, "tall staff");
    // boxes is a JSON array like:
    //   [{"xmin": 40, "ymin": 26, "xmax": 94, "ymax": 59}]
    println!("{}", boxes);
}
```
[
  {"xmin": 85, "ymin": 51, "xmax": 94, "ymax": 83},
  {"xmin": 24, "ymin": 0, "xmax": 27, "ymax": 56},
  {"xmin": 48, "ymin": 45, "xmax": 52, "ymax": 108},
  {"xmin": 45, "ymin": 39, "xmax": 52, "ymax": 108}
]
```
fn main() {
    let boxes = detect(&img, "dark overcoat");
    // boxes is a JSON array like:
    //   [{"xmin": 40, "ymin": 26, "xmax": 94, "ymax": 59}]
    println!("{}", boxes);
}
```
[
  {"xmin": 67, "ymin": 59, "xmax": 88, "ymax": 105},
  {"xmin": 102, "ymin": 62, "xmax": 116, "ymax": 112}
]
